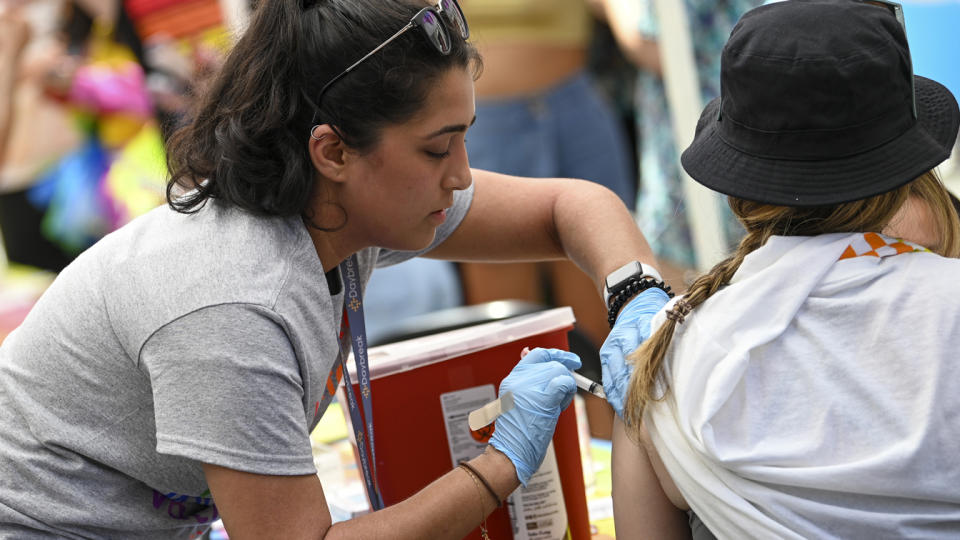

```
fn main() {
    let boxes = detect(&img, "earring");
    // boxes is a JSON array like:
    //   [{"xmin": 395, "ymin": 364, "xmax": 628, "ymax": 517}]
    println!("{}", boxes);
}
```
[{"xmin": 310, "ymin": 125, "xmax": 326, "ymax": 141}]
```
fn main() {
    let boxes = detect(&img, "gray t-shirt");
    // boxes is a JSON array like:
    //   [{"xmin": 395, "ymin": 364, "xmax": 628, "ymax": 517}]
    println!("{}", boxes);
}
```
[{"xmin": 0, "ymin": 184, "xmax": 473, "ymax": 539}]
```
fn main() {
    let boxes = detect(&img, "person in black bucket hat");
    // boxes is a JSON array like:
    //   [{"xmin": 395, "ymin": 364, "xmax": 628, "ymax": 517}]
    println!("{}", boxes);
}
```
[
  {"xmin": 604, "ymin": 1, "xmax": 960, "ymax": 538},
  {"xmin": 681, "ymin": 0, "xmax": 959, "ymax": 207}
]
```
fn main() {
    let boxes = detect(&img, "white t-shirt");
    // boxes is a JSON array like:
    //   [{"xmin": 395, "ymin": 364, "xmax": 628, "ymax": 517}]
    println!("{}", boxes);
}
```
[{"xmin": 646, "ymin": 232, "xmax": 960, "ymax": 539}]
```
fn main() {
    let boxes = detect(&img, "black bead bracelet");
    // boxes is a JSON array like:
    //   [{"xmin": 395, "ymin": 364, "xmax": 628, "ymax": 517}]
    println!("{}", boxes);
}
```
[{"xmin": 607, "ymin": 277, "xmax": 674, "ymax": 328}]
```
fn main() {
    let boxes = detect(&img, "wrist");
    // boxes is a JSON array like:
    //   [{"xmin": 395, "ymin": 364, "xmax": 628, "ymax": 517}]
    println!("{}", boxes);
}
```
[
  {"xmin": 471, "ymin": 445, "xmax": 520, "ymax": 498},
  {"xmin": 607, "ymin": 280, "xmax": 673, "ymax": 327},
  {"xmin": 484, "ymin": 444, "xmax": 513, "ymax": 465}
]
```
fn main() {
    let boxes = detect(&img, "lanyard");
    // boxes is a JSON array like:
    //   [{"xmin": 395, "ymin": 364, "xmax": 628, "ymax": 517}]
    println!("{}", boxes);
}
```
[{"xmin": 336, "ymin": 254, "xmax": 385, "ymax": 511}]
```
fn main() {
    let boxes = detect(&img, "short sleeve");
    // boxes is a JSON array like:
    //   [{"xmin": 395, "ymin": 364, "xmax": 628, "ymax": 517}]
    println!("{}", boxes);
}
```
[
  {"xmin": 140, "ymin": 304, "xmax": 316, "ymax": 475},
  {"xmin": 375, "ymin": 181, "xmax": 475, "ymax": 267}
]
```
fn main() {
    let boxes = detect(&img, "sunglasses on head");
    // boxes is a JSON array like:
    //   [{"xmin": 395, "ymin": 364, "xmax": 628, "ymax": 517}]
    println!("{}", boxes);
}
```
[
  {"xmin": 310, "ymin": 0, "xmax": 469, "ymax": 127},
  {"xmin": 856, "ymin": 0, "xmax": 917, "ymax": 119}
]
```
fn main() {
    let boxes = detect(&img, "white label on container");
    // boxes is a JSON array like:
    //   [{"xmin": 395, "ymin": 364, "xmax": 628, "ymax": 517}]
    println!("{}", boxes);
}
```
[
  {"xmin": 507, "ymin": 442, "xmax": 569, "ymax": 540},
  {"xmin": 440, "ymin": 385, "xmax": 497, "ymax": 466}
]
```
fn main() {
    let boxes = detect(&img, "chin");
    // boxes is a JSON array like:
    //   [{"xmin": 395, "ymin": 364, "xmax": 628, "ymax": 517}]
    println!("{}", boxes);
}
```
[{"xmin": 381, "ymin": 231, "xmax": 437, "ymax": 253}]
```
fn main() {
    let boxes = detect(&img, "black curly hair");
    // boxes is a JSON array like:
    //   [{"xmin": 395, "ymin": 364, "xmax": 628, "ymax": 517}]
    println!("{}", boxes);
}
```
[{"xmin": 164, "ymin": 0, "xmax": 481, "ymax": 226}]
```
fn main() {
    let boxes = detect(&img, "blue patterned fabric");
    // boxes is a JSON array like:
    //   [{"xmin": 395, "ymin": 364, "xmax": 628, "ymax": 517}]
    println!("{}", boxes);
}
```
[{"xmin": 633, "ymin": 0, "xmax": 762, "ymax": 268}]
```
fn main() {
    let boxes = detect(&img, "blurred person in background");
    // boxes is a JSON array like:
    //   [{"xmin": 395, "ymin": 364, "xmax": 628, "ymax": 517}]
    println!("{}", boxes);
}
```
[
  {"xmin": 598, "ymin": 0, "xmax": 763, "ymax": 288},
  {"xmin": 0, "ymin": 3, "xmax": 32, "ymax": 166},
  {"xmin": 456, "ymin": 0, "xmax": 637, "ymax": 386},
  {"xmin": 0, "ymin": 0, "xmax": 83, "ymax": 271},
  {"xmin": 0, "ymin": 0, "xmax": 167, "ymax": 273}
]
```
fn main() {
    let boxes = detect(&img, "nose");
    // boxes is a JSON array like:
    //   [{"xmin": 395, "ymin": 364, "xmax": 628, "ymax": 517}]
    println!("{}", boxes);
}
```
[{"xmin": 442, "ymin": 141, "xmax": 472, "ymax": 192}]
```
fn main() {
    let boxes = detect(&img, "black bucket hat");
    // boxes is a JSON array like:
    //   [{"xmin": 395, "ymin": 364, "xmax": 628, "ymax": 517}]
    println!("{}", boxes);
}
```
[{"xmin": 680, "ymin": 0, "xmax": 960, "ymax": 207}]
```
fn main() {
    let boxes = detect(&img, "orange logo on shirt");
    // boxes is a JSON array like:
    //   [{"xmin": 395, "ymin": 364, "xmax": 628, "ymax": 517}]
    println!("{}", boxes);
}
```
[{"xmin": 839, "ymin": 232, "xmax": 928, "ymax": 260}]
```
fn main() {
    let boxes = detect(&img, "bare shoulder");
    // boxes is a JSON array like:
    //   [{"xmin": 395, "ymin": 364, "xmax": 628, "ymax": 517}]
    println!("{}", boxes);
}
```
[{"xmin": 639, "ymin": 422, "xmax": 690, "ymax": 511}]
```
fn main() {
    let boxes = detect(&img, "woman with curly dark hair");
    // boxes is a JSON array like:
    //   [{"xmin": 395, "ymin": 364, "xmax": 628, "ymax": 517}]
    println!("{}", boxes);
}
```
[{"xmin": 0, "ymin": 0, "xmax": 664, "ymax": 538}]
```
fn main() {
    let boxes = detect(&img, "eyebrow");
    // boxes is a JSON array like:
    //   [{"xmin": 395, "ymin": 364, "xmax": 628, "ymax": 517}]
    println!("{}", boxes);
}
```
[{"xmin": 424, "ymin": 116, "xmax": 477, "ymax": 139}]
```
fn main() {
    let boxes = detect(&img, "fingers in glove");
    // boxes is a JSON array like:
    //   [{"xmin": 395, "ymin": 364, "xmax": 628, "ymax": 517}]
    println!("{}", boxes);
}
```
[
  {"xmin": 518, "ymin": 347, "xmax": 581, "ymax": 371},
  {"xmin": 546, "ymin": 374, "xmax": 577, "ymax": 411}
]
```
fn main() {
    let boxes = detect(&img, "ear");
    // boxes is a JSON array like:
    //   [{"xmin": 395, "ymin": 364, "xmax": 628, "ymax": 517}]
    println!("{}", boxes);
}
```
[{"xmin": 308, "ymin": 124, "xmax": 350, "ymax": 183}]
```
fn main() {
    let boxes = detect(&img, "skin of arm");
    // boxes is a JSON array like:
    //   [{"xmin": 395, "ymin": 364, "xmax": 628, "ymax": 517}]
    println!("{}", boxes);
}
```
[
  {"xmin": 204, "ymin": 445, "xmax": 518, "ymax": 539},
  {"xmin": 611, "ymin": 416, "xmax": 690, "ymax": 539},
  {"xmin": 0, "ymin": 9, "xmax": 30, "ymax": 166},
  {"xmin": 595, "ymin": 0, "xmax": 662, "ymax": 75},
  {"xmin": 428, "ymin": 168, "xmax": 658, "ymax": 296}
]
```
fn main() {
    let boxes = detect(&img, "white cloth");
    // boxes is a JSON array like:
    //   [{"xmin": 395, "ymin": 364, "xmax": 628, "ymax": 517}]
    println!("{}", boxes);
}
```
[{"xmin": 645, "ymin": 232, "xmax": 960, "ymax": 539}]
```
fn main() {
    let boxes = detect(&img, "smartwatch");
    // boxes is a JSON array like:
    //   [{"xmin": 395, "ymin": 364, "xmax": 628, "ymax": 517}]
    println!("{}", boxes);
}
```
[{"xmin": 603, "ymin": 261, "xmax": 664, "ymax": 307}]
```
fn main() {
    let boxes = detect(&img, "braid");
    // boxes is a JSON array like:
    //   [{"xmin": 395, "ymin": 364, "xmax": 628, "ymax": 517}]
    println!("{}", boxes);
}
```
[{"xmin": 622, "ymin": 230, "xmax": 764, "ymax": 432}]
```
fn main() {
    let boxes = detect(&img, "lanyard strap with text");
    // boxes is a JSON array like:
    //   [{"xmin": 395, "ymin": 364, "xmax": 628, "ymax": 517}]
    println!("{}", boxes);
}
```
[{"xmin": 337, "ymin": 254, "xmax": 385, "ymax": 511}]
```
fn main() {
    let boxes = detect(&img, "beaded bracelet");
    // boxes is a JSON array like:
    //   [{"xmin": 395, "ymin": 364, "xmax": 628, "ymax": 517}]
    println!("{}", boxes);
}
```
[{"xmin": 607, "ymin": 277, "xmax": 674, "ymax": 328}]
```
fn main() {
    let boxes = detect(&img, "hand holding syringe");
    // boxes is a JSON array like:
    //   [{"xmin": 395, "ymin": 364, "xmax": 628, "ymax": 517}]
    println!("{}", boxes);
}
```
[
  {"xmin": 518, "ymin": 347, "xmax": 606, "ymax": 399},
  {"xmin": 467, "ymin": 347, "xmax": 604, "ymax": 430}
]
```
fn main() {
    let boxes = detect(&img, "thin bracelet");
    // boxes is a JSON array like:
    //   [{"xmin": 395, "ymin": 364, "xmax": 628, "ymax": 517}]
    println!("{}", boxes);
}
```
[
  {"xmin": 459, "ymin": 465, "xmax": 490, "ymax": 540},
  {"xmin": 459, "ymin": 460, "xmax": 502, "ymax": 507}
]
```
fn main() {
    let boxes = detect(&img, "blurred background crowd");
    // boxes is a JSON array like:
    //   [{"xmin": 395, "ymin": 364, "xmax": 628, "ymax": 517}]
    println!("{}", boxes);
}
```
[
  {"xmin": 0, "ymin": 0, "xmax": 239, "ymax": 338},
  {"xmin": 0, "ymin": 0, "xmax": 233, "ymax": 272},
  {"xmin": 1, "ymin": 0, "xmax": 958, "ymax": 434}
]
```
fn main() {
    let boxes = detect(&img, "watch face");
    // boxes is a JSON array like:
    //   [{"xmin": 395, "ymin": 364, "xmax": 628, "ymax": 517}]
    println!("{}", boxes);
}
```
[{"xmin": 606, "ymin": 261, "xmax": 642, "ymax": 289}]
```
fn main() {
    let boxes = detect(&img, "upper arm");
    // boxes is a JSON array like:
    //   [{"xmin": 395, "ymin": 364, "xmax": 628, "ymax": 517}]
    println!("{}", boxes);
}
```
[
  {"xmin": 428, "ymin": 168, "xmax": 608, "ymax": 262},
  {"xmin": 599, "ymin": 0, "xmax": 662, "ymax": 74},
  {"xmin": 143, "ymin": 305, "xmax": 336, "ymax": 536},
  {"xmin": 612, "ymin": 416, "xmax": 690, "ymax": 539},
  {"xmin": 203, "ymin": 463, "xmax": 332, "ymax": 540},
  {"xmin": 141, "ymin": 304, "xmax": 317, "ymax": 474}
]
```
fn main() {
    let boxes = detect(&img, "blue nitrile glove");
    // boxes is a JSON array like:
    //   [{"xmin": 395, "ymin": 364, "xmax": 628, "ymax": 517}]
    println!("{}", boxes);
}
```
[
  {"xmin": 490, "ymin": 348, "xmax": 580, "ymax": 486},
  {"xmin": 600, "ymin": 288, "xmax": 671, "ymax": 418}
]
